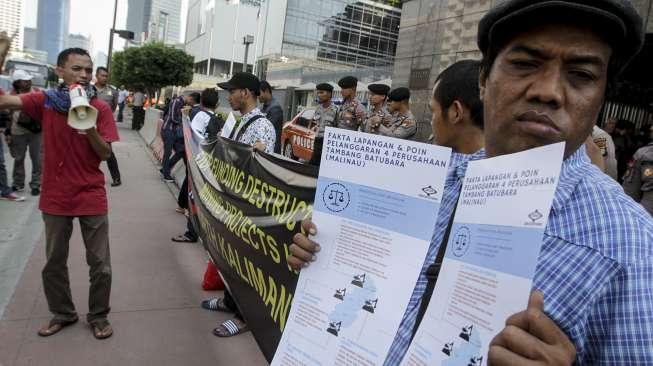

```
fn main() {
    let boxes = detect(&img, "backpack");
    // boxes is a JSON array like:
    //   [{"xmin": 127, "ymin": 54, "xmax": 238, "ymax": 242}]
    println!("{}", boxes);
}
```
[{"xmin": 205, "ymin": 112, "xmax": 225, "ymax": 141}]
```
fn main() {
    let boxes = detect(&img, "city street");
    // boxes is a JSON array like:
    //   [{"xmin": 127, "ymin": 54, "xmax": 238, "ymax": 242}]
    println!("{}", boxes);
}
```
[{"xmin": 0, "ymin": 122, "xmax": 267, "ymax": 366}]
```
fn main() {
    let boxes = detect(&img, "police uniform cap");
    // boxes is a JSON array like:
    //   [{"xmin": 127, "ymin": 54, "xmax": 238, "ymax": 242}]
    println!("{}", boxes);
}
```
[
  {"xmin": 316, "ymin": 83, "xmax": 334, "ymax": 92},
  {"xmin": 477, "ymin": 0, "xmax": 644, "ymax": 73},
  {"xmin": 367, "ymin": 83, "xmax": 390, "ymax": 96},
  {"xmin": 337, "ymin": 76, "xmax": 358, "ymax": 89},
  {"xmin": 388, "ymin": 87, "xmax": 410, "ymax": 102}
]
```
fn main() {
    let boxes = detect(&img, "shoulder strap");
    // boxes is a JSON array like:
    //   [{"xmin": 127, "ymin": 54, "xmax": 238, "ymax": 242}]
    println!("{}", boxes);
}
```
[
  {"xmin": 230, "ymin": 114, "xmax": 264, "ymax": 141},
  {"xmin": 411, "ymin": 198, "xmax": 459, "ymax": 339}
]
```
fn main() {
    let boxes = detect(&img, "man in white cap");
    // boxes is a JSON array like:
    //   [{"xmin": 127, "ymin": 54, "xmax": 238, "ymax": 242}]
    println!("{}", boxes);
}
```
[{"xmin": 5, "ymin": 69, "xmax": 42, "ymax": 196}]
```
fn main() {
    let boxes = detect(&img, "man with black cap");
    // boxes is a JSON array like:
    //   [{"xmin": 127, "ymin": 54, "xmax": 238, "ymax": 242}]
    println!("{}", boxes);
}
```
[
  {"xmin": 217, "ymin": 72, "xmax": 275, "ymax": 153},
  {"xmin": 287, "ymin": 0, "xmax": 653, "ymax": 364},
  {"xmin": 335, "ymin": 75, "xmax": 366, "ymax": 131},
  {"xmin": 309, "ymin": 83, "xmax": 338, "ymax": 165},
  {"xmin": 363, "ymin": 83, "xmax": 392, "ymax": 135},
  {"xmin": 378, "ymin": 87, "xmax": 416, "ymax": 140},
  {"xmin": 207, "ymin": 72, "xmax": 275, "ymax": 339}
]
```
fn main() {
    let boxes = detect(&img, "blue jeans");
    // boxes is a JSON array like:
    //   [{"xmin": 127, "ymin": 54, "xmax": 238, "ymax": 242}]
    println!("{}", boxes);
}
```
[
  {"xmin": 0, "ymin": 136, "xmax": 12, "ymax": 195},
  {"xmin": 161, "ymin": 128, "xmax": 184, "ymax": 178}
]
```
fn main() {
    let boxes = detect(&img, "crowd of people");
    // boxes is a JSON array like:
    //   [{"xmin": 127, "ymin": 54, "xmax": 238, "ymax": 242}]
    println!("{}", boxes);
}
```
[{"xmin": 0, "ymin": 0, "xmax": 652, "ymax": 364}]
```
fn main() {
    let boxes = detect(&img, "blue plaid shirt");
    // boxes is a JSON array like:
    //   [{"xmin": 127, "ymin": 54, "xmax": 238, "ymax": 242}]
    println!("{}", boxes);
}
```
[{"xmin": 385, "ymin": 147, "xmax": 653, "ymax": 365}]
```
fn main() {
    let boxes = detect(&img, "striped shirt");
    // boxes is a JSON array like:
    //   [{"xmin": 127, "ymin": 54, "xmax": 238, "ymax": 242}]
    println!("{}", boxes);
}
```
[{"xmin": 385, "ymin": 146, "xmax": 653, "ymax": 365}]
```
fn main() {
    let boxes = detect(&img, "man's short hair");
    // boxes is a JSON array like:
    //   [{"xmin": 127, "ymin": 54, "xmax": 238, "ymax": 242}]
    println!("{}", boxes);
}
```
[
  {"xmin": 434, "ymin": 60, "xmax": 484, "ymax": 130},
  {"xmin": 201, "ymin": 88, "xmax": 219, "ymax": 109},
  {"xmin": 96, "ymin": 66, "xmax": 108, "ymax": 74},
  {"xmin": 57, "ymin": 48, "xmax": 91, "ymax": 67},
  {"xmin": 189, "ymin": 92, "xmax": 201, "ymax": 104},
  {"xmin": 260, "ymin": 80, "xmax": 273, "ymax": 94}
]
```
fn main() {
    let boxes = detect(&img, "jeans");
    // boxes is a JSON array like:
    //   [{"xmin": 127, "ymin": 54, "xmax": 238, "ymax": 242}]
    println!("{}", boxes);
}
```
[
  {"xmin": 117, "ymin": 102, "xmax": 125, "ymax": 122},
  {"xmin": 106, "ymin": 151, "xmax": 121, "ymax": 182},
  {"xmin": 161, "ymin": 128, "xmax": 184, "ymax": 178},
  {"xmin": 0, "ymin": 136, "xmax": 11, "ymax": 195},
  {"xmin": 10, "ymin": 132, "xmax": 42, "ymax": 190}
]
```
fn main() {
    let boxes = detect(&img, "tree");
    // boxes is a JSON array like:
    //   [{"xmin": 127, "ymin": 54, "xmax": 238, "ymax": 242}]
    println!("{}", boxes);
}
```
[{"xmin": 111, "ymin": 42, "xmax": 194, "ymax": 104}]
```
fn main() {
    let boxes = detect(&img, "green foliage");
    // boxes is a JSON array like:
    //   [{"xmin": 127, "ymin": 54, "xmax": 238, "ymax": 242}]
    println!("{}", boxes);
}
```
[{"xmin": 110, "ymin": 42, "xmax": 194, "ymax": 98}]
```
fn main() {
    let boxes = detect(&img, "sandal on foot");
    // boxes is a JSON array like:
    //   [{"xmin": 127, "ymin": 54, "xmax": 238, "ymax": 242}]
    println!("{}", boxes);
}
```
[
  {"xmin": 212, "ymin": 319, "xmax": 249, "ymax": 337},
  {"xmin": 37, "ymin": 317, "xmax": 78, "ymax": 337},
  {"xmin": 91, "ymin": 320, "xmax": 113, "ymax": 340},
  {"xmin": 201, "ymin": 298, "xmax": 232, "ymax": 312},
  {"xmin": 171, "ymin": 234, "xmax": 196, "ymax": 243}
]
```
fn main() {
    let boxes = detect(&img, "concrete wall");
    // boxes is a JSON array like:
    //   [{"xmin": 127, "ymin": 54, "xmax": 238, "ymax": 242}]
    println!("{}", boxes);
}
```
[{"xmin": 394, "ymin": 0, "xmax": 653, "ymax": 131}]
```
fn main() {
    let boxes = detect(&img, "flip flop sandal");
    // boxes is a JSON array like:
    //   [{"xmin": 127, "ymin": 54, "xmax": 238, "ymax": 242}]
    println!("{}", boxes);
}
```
[
  {"xmin": 37, "ymin": 317, "xmax": 78, "ymax": 337},
  {"xmin": 201, "ymin": 298, "xmax": 232, "ymax": 312},
  {"xmin": 91, "ymin": 320, "xmax": 113, "ymax": 340},
  {"xmin": 212, "ymin": 319, "xmax": 249, "ymax": 337},
  {"xmin": 171, "ymin": 234, "xmax": 196, "ymax": 243}
]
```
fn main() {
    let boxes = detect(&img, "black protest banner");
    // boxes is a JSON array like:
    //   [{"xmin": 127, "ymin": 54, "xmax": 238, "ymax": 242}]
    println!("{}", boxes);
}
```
[{"xmin": 186, "ymin": 129, "xmax": 317, "ymax": 361}]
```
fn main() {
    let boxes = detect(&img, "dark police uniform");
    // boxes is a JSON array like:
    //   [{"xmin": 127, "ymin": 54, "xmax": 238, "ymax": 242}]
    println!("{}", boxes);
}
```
[
  {"xmin": 624, "ymin": 142, "xmax": 653, "ymax": 215},
  {"xmin": 377, "ymin": 87, "xmax": 417, "ymax": 140},
  {"xmin": 335, "ymin": 76, "xmax": 366, "ymax": 131},
  {"xmin": 363, "ymin": 83, "xmax": 393, "ymax": 135}
]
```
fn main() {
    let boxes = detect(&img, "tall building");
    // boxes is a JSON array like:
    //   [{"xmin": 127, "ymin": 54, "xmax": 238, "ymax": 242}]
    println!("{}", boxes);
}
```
[
  {"xmin": 94, "ymin": 51, "xmax": 108, "ymax": 69},
  {"xmin": 184, "ymin": 0, "xmax": 261, "ymax": 77},
  {"xmin": 393, "ymin": 0, "xmax": 653, "ymax": 139},
  {"xmin": 127, "ymin": 0, "xmax": 182, "ymax": 44},
  {"xmin": 185, "ymin": 0, "xmax": 401, "ymax": 86},
  {"xmin": 256, "ymin": 0, "xmax": 402, "ymax": 86},
  {"xmin": 0, "ymin": 0, "xmax": 24, "ymax": 52},
  {"xmin": 37, "ymin": 0, "xmax": 70, "ymax": 64},
  {"xmin": 67, "ymin": 34, "xmax": 92, "ymax": 52},
  {"xmin": 23, "ymin": 26, "xmax": 37, "ymax": 50}
]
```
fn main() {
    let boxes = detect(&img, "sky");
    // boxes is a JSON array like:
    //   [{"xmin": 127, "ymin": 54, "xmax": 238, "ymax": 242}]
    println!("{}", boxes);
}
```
[{"xmin": 23, "ymin": 0, "xmax": 188, "ymax": 57}]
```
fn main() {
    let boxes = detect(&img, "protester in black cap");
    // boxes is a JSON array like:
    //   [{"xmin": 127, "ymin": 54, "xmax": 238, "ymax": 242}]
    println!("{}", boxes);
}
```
[
  {"xmin": 335, "ymin": 76, "xmax": 366, "ymax": 131},
  {"xmin": 378, "ymin": 87, "xmax": 416, "ymax": 140},
  {"xmin": 207, "ymin": 72, "xmax": 276, "ymax": 338},
  {"xmin": 288, "ymin": 1, "xmax": 653, "ymax": 364},
  {"xmin": 259, "ymin": 80, "xmax": 284, "ymax": 154},
  {"xmin": 217, "ymin": 72, "xmax": 275, "ymax": 153},
  {"xmin": 363, "ymin": 83, "xmax": 393, "ymax": 135},
  {"xmin": 309, "ymin": 83, "xmax": 338, "ymax": 165}
]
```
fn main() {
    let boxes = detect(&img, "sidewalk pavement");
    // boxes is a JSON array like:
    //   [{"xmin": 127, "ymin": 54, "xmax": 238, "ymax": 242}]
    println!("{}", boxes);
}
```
[{"xmin": 0, "ymin": 122, "xmax": 267, "ymax": 366}]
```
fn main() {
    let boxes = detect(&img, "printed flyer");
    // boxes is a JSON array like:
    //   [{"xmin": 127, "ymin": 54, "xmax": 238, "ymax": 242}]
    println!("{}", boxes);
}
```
[
  {"xmin": 272, "ymin": 127, "xmax": 452, "ymax": 365},
  {"xmin": 401, "ymin": 142, "xmax": 565, "ymax": 366}
]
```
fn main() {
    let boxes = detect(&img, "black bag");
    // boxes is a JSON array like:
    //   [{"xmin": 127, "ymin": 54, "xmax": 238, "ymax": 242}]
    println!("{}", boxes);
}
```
[
  {"xmin": 16, "ymin": 112, "xmax": 41, "ymax": 134},
  {"xmin": 205, "ymin": 113, "xmax": 225, "ymax": 141}
]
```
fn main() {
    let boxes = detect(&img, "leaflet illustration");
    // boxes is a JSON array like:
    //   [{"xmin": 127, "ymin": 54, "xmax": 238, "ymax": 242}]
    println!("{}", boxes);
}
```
[
  {"xmin": 402, "ymin": 142, "xmax": 565, "ymax": 366},
  {"xmin": 272, "ymin": 127, "xmax": 452, "ymax": 366}
]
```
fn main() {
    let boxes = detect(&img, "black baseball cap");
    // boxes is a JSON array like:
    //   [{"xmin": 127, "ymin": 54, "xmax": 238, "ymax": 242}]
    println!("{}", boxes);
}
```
[
  {"xmin": 477, "ymin": 0, "xmax": 644, "ymax": 74},
  {"xmin": 217, "ymin": 72, "xmax": 261, "ymax": 95}
]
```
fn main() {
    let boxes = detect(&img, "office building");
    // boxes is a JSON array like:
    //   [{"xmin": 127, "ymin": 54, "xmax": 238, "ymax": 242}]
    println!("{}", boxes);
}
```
[
  {"xmin": 127, "ymin": 0, "xmax": 182, "ymax": 44},
  {"xmin": 67, "ymin": 33, "xmax": 92, "ymax": 52},
  {"xmin": 37, "ymin": 0, "xmax": 70, "ymax": 64},
  {"xmin": 0, "ymin": 0, "xmax": 24, "ymax": 52},
  {"xmin": 23, "ymin": 26, "xmax": 36, "ymax": 50}
]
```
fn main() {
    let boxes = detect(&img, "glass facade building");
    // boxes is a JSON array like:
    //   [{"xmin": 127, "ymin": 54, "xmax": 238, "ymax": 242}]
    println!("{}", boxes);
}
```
[
  {"xmin": 36, "ymin": 0, "xmax": 70, "ymax": 65},
  {"xmin": 260, "ymin": 0, "xmax": 402, "ymax": 86}
]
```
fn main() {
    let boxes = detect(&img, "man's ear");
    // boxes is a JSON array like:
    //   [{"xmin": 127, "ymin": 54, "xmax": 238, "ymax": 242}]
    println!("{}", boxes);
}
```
[
  {"xmin": 450, "ymin": 100, "xmax": 465, "ymax": 125},
  {"xmin": 55, "ymin": 66, "xmax": 64, "ymax": 80}
]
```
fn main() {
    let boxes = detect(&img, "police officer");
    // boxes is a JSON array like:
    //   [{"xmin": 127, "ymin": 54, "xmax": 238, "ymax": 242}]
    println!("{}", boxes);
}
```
[
  {"xmin": 94, "ymin": 66, "xmax": 122, "ymax": 186},
  {"xmin": 624, "ymin": 124, "xmax": 653, "ymax": 215},
  {"xmin": 380, "ymin": 87, "xmax": 417, "ymax": 140},
  {"xmin": 363, "ymin": 83, "xmax": 392, "ymax": 134},
  {"xmin": 335, "ymin": 76, "xmax": 366, "ymax": 131},
  {"xmin": 309, "ymin": 83, "xmax": 338, "ymax": 166}
]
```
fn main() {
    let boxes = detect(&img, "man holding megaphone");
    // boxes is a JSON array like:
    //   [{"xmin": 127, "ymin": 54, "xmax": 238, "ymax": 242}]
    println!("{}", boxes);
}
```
[{"xmin": 0, "ymin": 46, "xmax": 119, "ymax": 340}]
